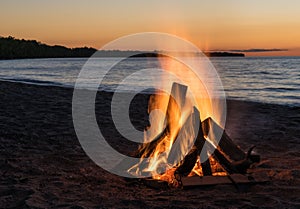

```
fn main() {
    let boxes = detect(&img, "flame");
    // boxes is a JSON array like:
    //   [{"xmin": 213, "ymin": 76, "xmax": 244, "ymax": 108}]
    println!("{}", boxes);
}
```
[
  {"xmin": 158, "ymin": 54, "xmax": 213, "ymax": 122},
  {"xmin": 127, "ymin": 35, "xmax": 227, "ymax": 183}
]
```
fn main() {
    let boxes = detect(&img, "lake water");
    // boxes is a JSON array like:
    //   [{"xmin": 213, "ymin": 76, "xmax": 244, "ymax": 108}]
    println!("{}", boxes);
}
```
[{"xmin": 0, "ymin": 57, "xmax": 299, "ymax": 106}]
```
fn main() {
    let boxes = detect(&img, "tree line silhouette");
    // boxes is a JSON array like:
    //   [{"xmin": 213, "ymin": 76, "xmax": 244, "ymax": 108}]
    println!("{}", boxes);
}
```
[
  {"xmin": 0, "ymin": 36, "xmax": 244, "ymax": 59},
  {"xmin": 0, "ymin": 36, "xmax": 97, "ymax": 59}
]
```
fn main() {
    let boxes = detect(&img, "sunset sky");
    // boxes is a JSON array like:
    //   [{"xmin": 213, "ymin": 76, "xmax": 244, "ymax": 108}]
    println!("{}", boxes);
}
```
[{"xmin": 1, "ymin": 0, "xmax": 300, "ymax": 56}]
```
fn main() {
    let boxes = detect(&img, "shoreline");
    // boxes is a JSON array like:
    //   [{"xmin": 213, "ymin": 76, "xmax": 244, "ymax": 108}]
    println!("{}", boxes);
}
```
[
  {"xmin": 0, "ymin": 80, "xmax": 299, "ymax": 208},
  {"xmin": 0, "ymin": 78, "xmax": 298, "ymax": 108}
]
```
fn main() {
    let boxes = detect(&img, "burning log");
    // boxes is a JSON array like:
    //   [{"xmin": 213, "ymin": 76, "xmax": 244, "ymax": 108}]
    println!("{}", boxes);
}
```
[
  {"xmin": 134, "ymin": 82, "xmax": 188, "ymax": 158},
  {"xmin": 202, "ymin": 117, "xmax": 245, "ymax": 161},
  {"xmin": 174, "ymin": 145, "xmax": 198, "ymax": 177},
  {"xmin": 199, "ymin": 147, "xmax": 212, "ymax": 176},
  {"xmin": 130, "ymin": 81, "xmax": 261, "ymax": 188},
  {"xmin": 174, "ymin": 109, "xmax": 259, "ymax": 177},
  {"xmin": 194, "ymin": 108, "xmax": 212, "ymax": 176},
  {"xmin": 133, "ymin": 127, "xmax": 168, "ymax": 158},
  {"xmin": 205, "ymin": 141, "xmax": 238, "ymax": 174},
  {"xmin": 204, "ymin": 132, "xmax": 258, "ymax": 174},
  {"xmin": 201, "ymin": 117, "xmax": 260, "ymax": 174},
  {"xmin": 173, "ymin": 105, "xmax": 255, "ymax": 177},
  {"xmin": 174, "ymin": 107, "xmax": 212, "ymax": 177}
]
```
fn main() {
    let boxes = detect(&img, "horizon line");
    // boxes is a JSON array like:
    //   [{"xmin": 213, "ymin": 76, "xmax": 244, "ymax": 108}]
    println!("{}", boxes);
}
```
[{"xmin": 1, "ymin": 35, "xmax": 300, "ymax": 57}]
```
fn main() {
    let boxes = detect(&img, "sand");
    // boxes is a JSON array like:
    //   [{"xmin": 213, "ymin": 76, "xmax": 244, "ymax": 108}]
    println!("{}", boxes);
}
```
[{"xmin": 0, "ymin": 80, "xmax": 299, "ymax": 208}]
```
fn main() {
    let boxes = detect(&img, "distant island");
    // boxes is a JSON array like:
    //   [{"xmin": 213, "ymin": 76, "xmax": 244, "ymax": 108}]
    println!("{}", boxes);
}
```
[
  {"xmin": 0, "ymin": 36, "xmax": 244, "ymax": 59},
  {"xmin": 129, "ymin": 52, "xmax": 244, "ymax": 57},
  {"xmin": 204, "ymin": 52, "xmax": 244, "ymax": 57}
]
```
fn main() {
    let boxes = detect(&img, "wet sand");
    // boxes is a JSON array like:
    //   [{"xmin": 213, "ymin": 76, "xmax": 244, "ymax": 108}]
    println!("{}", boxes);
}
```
[{"xmin": 0, "ymin": 80, "xmax": 299, "ymax": 208}]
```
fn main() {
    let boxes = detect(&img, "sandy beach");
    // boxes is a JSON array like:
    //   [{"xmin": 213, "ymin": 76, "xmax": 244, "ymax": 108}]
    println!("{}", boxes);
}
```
[{"xmin": 0, "ymin": 80, "xmax": 299, "ymax": 208}]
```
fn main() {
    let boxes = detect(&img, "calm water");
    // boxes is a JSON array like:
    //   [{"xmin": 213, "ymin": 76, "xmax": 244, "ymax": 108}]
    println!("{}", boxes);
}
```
[{"xmin": 0, "ymin": 57, "xmax": 299, "ymax": 106}]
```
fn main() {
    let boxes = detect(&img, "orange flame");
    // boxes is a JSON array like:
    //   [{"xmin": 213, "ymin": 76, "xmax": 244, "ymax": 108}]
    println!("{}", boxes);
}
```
[{"xmin": 128, "ymin": 43, "xmax": 226, "ymax": 183}]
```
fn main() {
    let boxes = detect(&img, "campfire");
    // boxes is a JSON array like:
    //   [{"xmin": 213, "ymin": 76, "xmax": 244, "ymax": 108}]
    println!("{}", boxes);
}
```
[{"xmin": 128, "ymin": 82, "xmax": 261, "ymax": 188}]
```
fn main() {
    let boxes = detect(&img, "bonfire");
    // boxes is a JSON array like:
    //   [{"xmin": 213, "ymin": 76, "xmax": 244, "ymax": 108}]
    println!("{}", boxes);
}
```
[{"xmin": 128, "ymin": 82, "xmax": 262, "ymax": 188}]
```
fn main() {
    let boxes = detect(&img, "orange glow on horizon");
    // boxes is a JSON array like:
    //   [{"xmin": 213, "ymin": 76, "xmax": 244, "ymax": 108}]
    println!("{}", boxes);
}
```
[{"xmin": 1, "ymin": 1, "xmax": 300, "ymax": 56}]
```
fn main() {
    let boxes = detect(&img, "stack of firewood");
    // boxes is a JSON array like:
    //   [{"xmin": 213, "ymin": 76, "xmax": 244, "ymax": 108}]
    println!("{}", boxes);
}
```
[{"xmin": 134, "ymin": 83, "xmax": 260, "ymax": 186}]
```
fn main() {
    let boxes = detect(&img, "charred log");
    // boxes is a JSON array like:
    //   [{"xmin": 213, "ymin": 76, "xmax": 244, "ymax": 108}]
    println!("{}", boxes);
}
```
[
  {"xmin": 201, "ymin": 117, "xmax": 246, "ymax": 161},
  {"xmin": 174, "ymin": 146, "xmax": 198, "ymax": 176},
  {"xmin": 206, "ymin": 139, "xmax": 257, "ymax": 174},
  {"xmin": 134, "ymin": 82, "xmax": 187, "ymax": 158},
  {"xmin": 194, "ymin": 108, "xmax": 212, "ymax": 176},
  {"xmin": 175, "ymin": 107, "xmax": 212, "ymax": 176},
  {"xmin": 231, "ymin": 146, "xmax": 257, "ymax": 173},
  {"xmin": 205, "ymin": 141, "xmax": 238, "ymax": 174}
]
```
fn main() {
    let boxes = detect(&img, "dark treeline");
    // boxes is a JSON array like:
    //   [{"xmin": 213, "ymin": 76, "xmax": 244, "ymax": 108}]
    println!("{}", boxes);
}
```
[
  {"xmin": 205, "ymin": 52, "xmax": 244, "ymax": 57},
  {"xmin": 0, "ymin": 36, "xmax": 244, "ymax": 59},
  {"xmin": 0, "ymin": 36, "xmax": 97, "ymax": 59}
]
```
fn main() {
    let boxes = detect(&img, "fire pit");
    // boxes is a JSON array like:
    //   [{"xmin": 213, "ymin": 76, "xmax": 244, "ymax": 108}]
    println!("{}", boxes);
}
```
[{"xmin": 128, "ymin": 82, "xmax": 265, "ymax": 189}]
